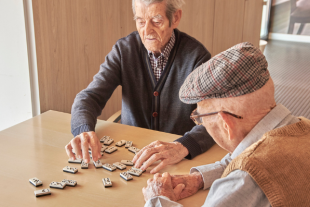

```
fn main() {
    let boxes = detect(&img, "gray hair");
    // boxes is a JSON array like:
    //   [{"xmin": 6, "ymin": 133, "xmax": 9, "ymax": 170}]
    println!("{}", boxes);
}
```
[{"xmin": 132, "ymin": 0, "xmax": 185, "ymax": 26}]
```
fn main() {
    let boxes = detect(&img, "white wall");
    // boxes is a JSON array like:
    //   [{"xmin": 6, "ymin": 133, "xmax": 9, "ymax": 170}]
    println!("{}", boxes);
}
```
[{"xmin": 0, "ymin": 0, "xmax": 32, "ymax": 131}]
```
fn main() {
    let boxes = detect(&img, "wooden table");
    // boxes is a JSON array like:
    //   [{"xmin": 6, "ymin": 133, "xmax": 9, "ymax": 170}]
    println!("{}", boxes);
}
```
[{"xmin": 0, "ymin": 111, "xmax": 227, "ymax": 207}]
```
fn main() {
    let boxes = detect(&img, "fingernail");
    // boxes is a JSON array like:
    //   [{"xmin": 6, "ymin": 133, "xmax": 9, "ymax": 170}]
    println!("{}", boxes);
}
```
[
  {"xmin": 78, "ymin": 155, "xmax": 82, "ymax": 159},
  {"xmin": 85, "ymin": 159, "xmax": 88, "ymax": 163},
  {"xmin": 71, "ymin": 157, "xmax": 75, "ymax": 160}
]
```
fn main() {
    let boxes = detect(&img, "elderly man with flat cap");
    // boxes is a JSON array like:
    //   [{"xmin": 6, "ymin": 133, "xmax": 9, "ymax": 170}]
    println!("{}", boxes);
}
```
[{"xmin": 143, "ymin": 42, "xmax": 310, "ymax": 207}]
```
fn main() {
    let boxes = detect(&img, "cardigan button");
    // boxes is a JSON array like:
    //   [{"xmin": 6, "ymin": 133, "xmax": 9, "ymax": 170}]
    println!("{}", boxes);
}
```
[
  {"xmin": 153, "ymin": 91, "xmax": 159, "ymax": 96},
  {"xmin": 152, "ymin": 112, "xmax": 158, "ymax": 117}
]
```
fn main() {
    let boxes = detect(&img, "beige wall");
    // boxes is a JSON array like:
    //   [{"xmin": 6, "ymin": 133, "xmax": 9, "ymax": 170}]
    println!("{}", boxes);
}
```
[{"xmin": 33, "ymin": 0, "xmax": 263, "ymax": 121}]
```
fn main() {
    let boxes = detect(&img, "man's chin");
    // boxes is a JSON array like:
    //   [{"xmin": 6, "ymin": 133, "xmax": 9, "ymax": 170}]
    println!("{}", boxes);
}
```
[{"xmin": 144, "ymin": 45, "xmax": 160, "ymax": 53}]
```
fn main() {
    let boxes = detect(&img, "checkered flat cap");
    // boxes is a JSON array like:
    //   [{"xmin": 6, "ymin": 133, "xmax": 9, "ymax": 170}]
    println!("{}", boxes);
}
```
[{"xmin": 179, "ymin": 42, "xmax": 270, "ymax": 104}]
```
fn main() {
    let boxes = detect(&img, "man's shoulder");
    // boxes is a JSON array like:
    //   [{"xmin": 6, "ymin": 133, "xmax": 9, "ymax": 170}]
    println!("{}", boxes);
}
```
[
  {"xmin": 176, "ymin": 29, "xmax": 209, "ymax": 52},
  {"xmin": 115, "ymin": 31, "xmax": 141, "ymax": 48}
]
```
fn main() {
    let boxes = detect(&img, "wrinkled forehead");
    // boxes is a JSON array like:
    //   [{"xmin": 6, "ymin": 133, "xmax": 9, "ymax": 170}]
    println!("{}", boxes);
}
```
[{"xmin": 134, "ymin": 0, "xmax": 167, "ymax": 19}]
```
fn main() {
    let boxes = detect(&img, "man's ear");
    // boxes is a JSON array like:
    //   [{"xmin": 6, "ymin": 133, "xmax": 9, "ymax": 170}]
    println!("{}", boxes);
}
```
[
  {"xmin": 218, "ymin": 112, "xmax": 236, "ymax": 141},
  {"xmin": 172, "ymin": 9, "xmax": 182, "ymax": 29}
]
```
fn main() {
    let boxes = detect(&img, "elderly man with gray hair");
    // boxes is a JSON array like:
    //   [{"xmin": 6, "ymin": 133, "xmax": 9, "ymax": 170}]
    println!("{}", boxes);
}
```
[
  {"xmin": 67, "ymin": 0, "xmax": 215, "ymax": 173},
  {"xmin": 143, "ymin": 42, "xmax": 310, "ymax": 206}
]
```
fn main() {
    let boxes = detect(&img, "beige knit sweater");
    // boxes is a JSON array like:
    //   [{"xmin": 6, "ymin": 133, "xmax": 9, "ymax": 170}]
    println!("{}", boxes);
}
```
[{"xmin": 222, "ymin": 117, "xmax": 310, "ymax": 207}]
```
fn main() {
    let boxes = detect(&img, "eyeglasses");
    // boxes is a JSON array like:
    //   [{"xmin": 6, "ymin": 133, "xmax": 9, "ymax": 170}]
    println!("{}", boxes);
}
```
[{"xmin": 190, "ymin": 109, "xmax": 243, "ymax": 125}]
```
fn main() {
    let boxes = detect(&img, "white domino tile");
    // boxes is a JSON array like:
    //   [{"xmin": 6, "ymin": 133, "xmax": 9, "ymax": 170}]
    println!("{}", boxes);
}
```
[
  {"xmin": 63, "ymin": 166, "xmax": 78, "ymax": 174},
  {"xmin": 120, "ymin": 172, "xmax": 133, "ymax": 181},
  {"xmin": 104, "ymin": 138, "xmax": 114, "ymax": 146},
  {"xmin": 81, "ymin": 160, "xmax": 88, "ymax": 169},
  {"xmin": 132, "ymin": 167, "xmax": 146, "ymax": 173},
  {"xmin": 49, "ymin": 181, "xmax": 66, "ymax": 189},
  {"xmin": 100, "ymin": 136, "xmax": 110, "ymax": 143},
  {"xmin": 113, "ymin": 162, "xmax": 127, "ymax": 170},
  {"xmin": 121, "ymin": 160, "xmax": 134, "ymax": 166},
  {"xmin": 105, "ymin": 146, "xmax": 118, "ymax": 154},
  {"xmin": 102, "ymin": 163, "xmax": 117, "ymax": 172},
  {"xmin": 100, "ymin": 145, "xmax": 108, "ymax": 152},
  {"xmin": 61, "ymin": 179, "xmax": 77, "ymax": 187},
  {"xmin": 102, "ymin": 178, "xmax": 112, "ymax": 187},
  {"xmin": 127, "ymin": 168, "xmax": 143, "ymax": 177},
  {"xmin": 90, "ymin": 152, "xmax": 104, "ymax": 159},
  {"xmin": 29, "ymin": 177, "xmax": 43, "ymax": 187},
  {"xmin": 125, "ymin": 141, "xmax": 133, "ymax": 148},
  {"xmin": 128, "ymin": 147, "xmax": 140, "ymax": 154},
  {"xmin": 115, "ymin": 140, "xmax": 126, "ymax": 147},
  {"xmin": 93, "ymin": 160, "xmax": 103, "ymax": 168},
  {"xmin": 34, "ymin": 188, "xmax": 51, "ymax": 197},
  {"xmin": 68, "ymin": 158, "xmax": 83, "ymax": 164}
]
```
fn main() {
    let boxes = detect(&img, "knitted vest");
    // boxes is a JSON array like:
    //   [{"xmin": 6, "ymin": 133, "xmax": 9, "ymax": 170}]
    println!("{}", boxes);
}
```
[{"xmin": 222, "ymin": 117, "xmax": 310, "ymax": 207}]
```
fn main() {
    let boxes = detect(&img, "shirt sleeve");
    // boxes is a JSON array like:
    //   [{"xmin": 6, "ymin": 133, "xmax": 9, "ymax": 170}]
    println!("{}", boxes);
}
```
[
  {"xmin": 190, "ymin": 153, "xmax": 232, "ymax": 189},
  {"xmin": 144, "ymin": 196, "xmax": 183, "ymax": 207},
  {"xmin": 203, "ymin": 170, "xmax": 270, "ymax": 207}
]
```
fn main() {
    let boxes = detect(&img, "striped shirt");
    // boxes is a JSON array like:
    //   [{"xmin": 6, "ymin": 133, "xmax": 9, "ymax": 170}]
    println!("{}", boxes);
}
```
[{"xmin": 147, "ymin": 31, "xmax": 175, "ymax": 81}]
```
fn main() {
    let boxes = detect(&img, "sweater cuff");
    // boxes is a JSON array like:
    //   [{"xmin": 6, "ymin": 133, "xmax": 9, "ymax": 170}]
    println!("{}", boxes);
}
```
[
  {"xmin": 175, "ymin": 134, "xmax": 202, "ymax": 160},
  {"xmin": 72, "ymin": 124, "xmax": 94, "ymax": 137}
]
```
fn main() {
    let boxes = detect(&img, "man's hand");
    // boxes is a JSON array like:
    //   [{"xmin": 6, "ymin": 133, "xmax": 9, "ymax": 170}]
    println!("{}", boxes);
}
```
[
  {"xmin": 132, "ymin": 141, "xmax": 189, "ymax": 174},
  {"xmin": 65, "ymin": 131, "xmax": 101, "ymax": 163},
  {"xmin": 142, "ymin": 172, "xmax": 185, "ymax": 202},
  {"xmin": 170, "ymin": 172, "xmax": 204, "ymax": 200}
]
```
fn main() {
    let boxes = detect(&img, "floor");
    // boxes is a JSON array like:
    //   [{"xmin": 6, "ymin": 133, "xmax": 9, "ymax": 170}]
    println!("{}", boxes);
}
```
[{"xmin": 264, "ymin": 40, "xmax": 310, "ymax": 119}]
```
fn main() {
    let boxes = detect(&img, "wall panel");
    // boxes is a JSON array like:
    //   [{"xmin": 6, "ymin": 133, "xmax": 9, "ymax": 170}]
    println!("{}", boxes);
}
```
[
  {"xmin": 243, "ymin": 0, "xmax": 264, "ymax": 47},
  {"xmin": 212, "ymin": 0, "xmax": 245, "ymax": 55},
  {"xmin": 178, "ymin": 0, "xmax": 215, "ymax": 55},
  {"xmin": 33, "ymin": 0, "xmax": 263, "ymax": 122},
  {"xmin": 33, "ymin": 0, "xmax": 136, "ymax": 120}
]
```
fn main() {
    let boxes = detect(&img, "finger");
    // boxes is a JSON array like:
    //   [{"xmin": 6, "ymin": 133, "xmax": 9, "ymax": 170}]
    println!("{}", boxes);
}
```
[
  {"xmin": 133, "ymin": 140, "xmax": 162, "ymax": 163},
  {"xmin": 132, "ymin": 146, "xmax": 144, "ymax": 163},
  {"xmin": 71, "ymin": 136, "xmax": 82, "ymax": 159},
  {"xmin": 135, "ymin": 145, "xmax": 167, "ymax": 169},
  {"xmin": 80, "ymin": 133, "xmax": 91, "ymax": 163},
  {"xmin": 142, "ymin": 187, "xmax": 149, "ymax": 202},
  {"xmin": 162, "ymin": 172, "xmax": 171, "ymax": 178},
  {"xmin": 173, "ymin": 184, "xmax": 185, "ymax": 201},
  {"xmin": 147, "ymin": 178, "xmax": 153, "ymax": 185},
  {"xmin": 154, "ymin": 173, "xmax": 162, "ymax": 179},
  {"xmin": 150, "ymin": 160, "xmax": 169, "ymax": 174},
  {"xmin": 89, "ymin": 133, "xmax": 100, "ymax": 161},
  {"xmin": 140, "ymin": 152, "xmax": 163, "ymax": 171},
  {"xmin": 65, "ymin": 143, "xmax": 75, "ymax": 160},
  {"xmin": 133, "ymin": 145, "xmax": 155, "ymax": 166}
]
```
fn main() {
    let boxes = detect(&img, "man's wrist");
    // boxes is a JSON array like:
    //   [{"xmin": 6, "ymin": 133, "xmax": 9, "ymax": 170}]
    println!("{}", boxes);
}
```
[
  {"xmin": 174, "ymin": 141, "xmax": 189, "ymax": 158},
  {"xmin": 72, "ymin": 124, "xmax": 93, "ymax": 137},
  {"xmin": 192, "ymin": 172, "xmax": 204, "ymax": 189}
]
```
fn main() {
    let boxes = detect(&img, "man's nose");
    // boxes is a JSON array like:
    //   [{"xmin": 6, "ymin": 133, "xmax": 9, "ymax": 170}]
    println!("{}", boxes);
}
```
[{"xmin": 144, "ymin": 20, "xmax": 154, "ymax": 35}]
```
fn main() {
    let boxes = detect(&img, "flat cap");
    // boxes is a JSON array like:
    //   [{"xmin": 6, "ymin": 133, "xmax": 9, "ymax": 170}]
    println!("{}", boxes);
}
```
[{"xmin": 179, "ymin": 42, "xmax": 270, "ymax": 104}]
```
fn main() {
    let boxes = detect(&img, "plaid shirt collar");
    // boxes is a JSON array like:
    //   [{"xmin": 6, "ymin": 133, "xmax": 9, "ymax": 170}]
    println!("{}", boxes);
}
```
[{"xmin": 147, "ymin": 31, "xmax": 175, "ymax": 60}]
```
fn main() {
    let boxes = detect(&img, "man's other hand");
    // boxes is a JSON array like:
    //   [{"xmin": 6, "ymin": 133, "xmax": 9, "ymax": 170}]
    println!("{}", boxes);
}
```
[
  {"xmin": 142, "ymin": 172, "xmax": 185, "ymax": 202},
  {"xmin": 133, "ymin": 141, "xmax": 189, "ymax": 174},
  {"xmin": 171, "ymin": 172, "xmax": 204, "ymax": 200},
  {"xmin": 65, "ymin": 131, "xmax": 101, "ymax": 163}
]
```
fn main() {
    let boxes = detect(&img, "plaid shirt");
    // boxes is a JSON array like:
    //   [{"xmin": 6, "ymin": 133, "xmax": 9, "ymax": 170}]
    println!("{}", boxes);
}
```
[{"xmin": 148, "ymin": 31, "xmax": 175, "ymax": 81}]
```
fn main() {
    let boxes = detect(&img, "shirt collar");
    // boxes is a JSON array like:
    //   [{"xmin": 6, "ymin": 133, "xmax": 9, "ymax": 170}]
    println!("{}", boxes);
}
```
[
  {"xmin": 147, "ymin": 31, "xmax": 175, "ymax": 60},
  {"xmin": 231, "ymin": 104, "xmax": 294, "ymax": 159}
]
